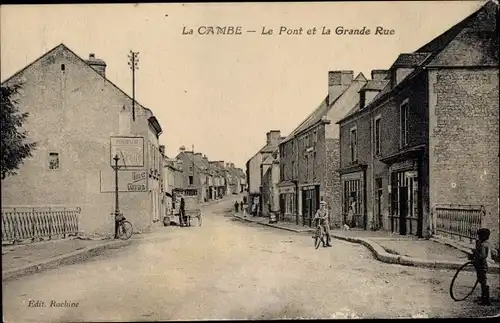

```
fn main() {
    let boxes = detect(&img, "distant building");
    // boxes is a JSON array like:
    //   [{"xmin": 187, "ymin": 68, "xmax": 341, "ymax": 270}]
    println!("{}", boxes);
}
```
[
  {"xmin": 246, "ymin": 131, "xmax": 282, "ymax": 215},
  {"xmin": 209, "ymin": 160, "xmax": 228, "ymax": 198},
  {"xmin": 261, "ymin": 149, "xmax": 280, "ymax": 218},
  {"xmin": 0, "ymin": 44, "xmax": 164, "ymax": 235},
  {"xmin": 163, "ymin": 156, "xmax": 184, "ymax": 216},
  {"xmin": 175, "ymin": 147, "xmax": 208, "ymax": 201}
]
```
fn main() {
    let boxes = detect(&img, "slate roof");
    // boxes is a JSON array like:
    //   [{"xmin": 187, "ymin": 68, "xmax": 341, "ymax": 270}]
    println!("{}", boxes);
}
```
[
  {"xmin": 337, "ymin": 0, "xmax": 498, "ymax": 125},
  {"xmin": 360, "ymin": 79, "xmax": 389, "ymax": 92},
  {"xmin": 390, "ymin": 53, "xmax": 431, "ymax": 68},
  {"xmin": 281, "ymin": 72, "xmax": 366, "ymax": 144},
  {"xmin": 1, "ymin": 44, "xmax": 158, "ymax": 124}
]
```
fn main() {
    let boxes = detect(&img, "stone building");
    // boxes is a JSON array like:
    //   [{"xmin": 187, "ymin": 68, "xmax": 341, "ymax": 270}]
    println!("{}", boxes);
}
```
[
  {"xmin": 261, "ymin": 149, "xmax": 280, "ymax": 218},
  {"xmin": 175, "ymin": 147, "xmax": 208, "ymax": 201},
  {"xmin": 209, "ymin": 160, "xmax": 228, "ymax": 198},
  {"xmin": 337, "ymin": 1, "xmax": 498, "ymax": 253},
  {"xmin": 245, "ymin": 130, "xmax": 282, "ymax": 214},
  {"xmin": 278, "ymin": 71, "xmax": 367, "ymax": 227},
  {"xmin": 163, "ymin": 156, "xmax": 184, "ymax": 216},
  {"xmin": 0, "ymin": 44, "xmax": 164, "ymax": 235}
]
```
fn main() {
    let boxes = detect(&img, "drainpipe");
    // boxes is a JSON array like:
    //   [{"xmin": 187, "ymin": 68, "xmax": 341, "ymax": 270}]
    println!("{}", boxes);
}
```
[
  {"xmin": 292, "ymin": 179, "xmax": 299, "ymax": 225},
  {"xmin": 417, "ymin": 152, "xmax": 424, "ymax": 238},
  {"xmin": 369, "ymin": 95, "xmax": 375, "ymax": 231}
]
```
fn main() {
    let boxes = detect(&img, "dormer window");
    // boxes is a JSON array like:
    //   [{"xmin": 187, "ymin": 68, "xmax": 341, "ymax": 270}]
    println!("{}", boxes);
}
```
[{"xmin": 360, "ymin": 91, "xmax": 366, "ymax": 109}]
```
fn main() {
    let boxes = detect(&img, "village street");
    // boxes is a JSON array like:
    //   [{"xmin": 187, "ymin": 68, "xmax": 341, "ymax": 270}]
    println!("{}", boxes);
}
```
[{"xmin": 2, "ymin": 196, "xmax": 498, "ymax": 321}]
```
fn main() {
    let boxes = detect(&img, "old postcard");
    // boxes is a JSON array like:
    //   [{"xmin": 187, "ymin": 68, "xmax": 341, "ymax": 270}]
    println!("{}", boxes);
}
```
[{"xmin": 1, "ymin": 1, "xmax": 499, "ymax": 321}]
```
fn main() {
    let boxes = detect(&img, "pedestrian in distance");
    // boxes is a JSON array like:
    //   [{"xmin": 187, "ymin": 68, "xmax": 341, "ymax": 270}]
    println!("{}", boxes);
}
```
[
  {"xmin": 179, "ymin": 197, "xmax": 185, "ymax": 227},
  {"xmin": 468, "ymin": 228, "xmax": 492, "ymax": 306},
  {"xmin": 240, "ymin": 201, "xmax": 244, "ymax": 212},
  {"xmin": 313, "ymin": 200, "xmax": 332, "ymax": 247},
  {"xmin": 235, "ymin": 201, "xmax": 239, "ymax": 213}
]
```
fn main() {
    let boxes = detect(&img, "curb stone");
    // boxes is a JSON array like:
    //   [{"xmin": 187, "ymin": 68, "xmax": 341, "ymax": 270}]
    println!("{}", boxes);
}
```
[
  {"xmin": 232, "ymin": 213, "xmax": 500, "ymax": 273},
  {"xmin": 2, "ymin": 239, "xmax": 131, "ymax": 282}
]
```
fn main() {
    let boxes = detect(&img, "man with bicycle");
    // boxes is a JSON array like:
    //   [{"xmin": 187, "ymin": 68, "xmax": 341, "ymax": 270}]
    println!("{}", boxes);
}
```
[{"xmin": 314, "ymin": 200, "xmax": 332, "ymax": 248}]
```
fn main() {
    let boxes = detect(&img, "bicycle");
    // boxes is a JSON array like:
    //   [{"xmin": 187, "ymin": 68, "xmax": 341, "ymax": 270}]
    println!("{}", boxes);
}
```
[
  {"xmin": 113, "ymin": 213, "xmax": 133, "ymax": 240},
  {"xmin": 312, "ymin": 219, "xmax": 327, "ymax": 249},
  {"xmin": 449, "ymin": 261, "xmax": 479, "ymax": 301}
]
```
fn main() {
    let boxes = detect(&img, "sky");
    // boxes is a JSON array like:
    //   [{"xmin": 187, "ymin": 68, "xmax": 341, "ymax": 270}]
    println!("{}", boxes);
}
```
[{"xmin": 0, "ymin": 1, "xmax": 485, "ymax": 169}]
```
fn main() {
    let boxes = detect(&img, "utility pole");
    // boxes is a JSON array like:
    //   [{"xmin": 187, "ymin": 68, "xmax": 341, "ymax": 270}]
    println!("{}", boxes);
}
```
[
  {"xmin": 128, "ymin": 50, "xmax": 139, "ymax": 121},
  {"xmin": 112, "ymin": 154, "xmax": 122, "ymax": 238}
]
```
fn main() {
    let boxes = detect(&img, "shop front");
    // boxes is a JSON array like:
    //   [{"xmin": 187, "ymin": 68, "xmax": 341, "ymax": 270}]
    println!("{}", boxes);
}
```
[
  {"xmin": 301, "ymin": 184, "xmax": 320, "ymax": 227},
  {"xmin": 278, "ymin": 183, "xmax": 296, "ymax": 223},
  {"xmin": 381, "ymin": 146, "xmax": 425, "ymax": 237}
]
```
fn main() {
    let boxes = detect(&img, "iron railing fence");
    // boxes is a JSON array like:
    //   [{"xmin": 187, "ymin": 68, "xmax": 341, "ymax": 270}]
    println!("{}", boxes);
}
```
[
  {"xmin": 433, "ymin": 204, "xmax": 484, "ymax": 244},
  {"xmin": 1, "ymin": 206, "xmax": 81, "ymax": 244}
]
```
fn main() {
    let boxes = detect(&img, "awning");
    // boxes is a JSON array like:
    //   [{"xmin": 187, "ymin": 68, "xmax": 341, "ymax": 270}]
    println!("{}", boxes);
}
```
[{"xmin": 380, "ymin": 145, "xmax": 426, "ymax": 165}]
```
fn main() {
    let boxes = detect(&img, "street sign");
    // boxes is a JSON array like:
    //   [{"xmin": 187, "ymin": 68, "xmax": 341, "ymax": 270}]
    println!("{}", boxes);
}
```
[
  {"xmin": 100, "ymin": 170, "xmax": 148, "ymax": 193},
  {"xmin": 110, "ymin": 136, "xmax": 144, "ymax": 167}
]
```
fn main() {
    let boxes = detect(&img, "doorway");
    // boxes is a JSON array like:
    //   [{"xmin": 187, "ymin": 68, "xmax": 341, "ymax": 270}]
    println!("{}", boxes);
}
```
[
  {"xmin": 391, "ymin": 170, "xmax": 418, "ymax": 235},
  {"xmin": 375, "ymin": 178, "xmax": 383, "ymax": 230},
  {"xmin": 398, "ymin": 187, "xmax": 408, "ymax": 235},
  {"xmin": 302, "ymin": 186, "xmax": 319, "ymax": 227}
]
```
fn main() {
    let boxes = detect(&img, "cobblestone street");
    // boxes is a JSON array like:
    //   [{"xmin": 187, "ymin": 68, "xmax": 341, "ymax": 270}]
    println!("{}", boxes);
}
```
[{"xmin": 2, "ymin": 198, "xmax": 499, "ymax": 321}]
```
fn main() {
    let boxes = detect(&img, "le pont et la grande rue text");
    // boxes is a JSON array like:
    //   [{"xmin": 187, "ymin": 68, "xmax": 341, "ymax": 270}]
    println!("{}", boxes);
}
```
[{"xmin": 181, "ymin": 25, "xmax": 395, "ymax": 36}]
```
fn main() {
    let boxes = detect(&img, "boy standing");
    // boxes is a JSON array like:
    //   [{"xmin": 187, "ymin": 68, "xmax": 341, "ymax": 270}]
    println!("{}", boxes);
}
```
[{"xmin": 469, "ymin": 228, "xmax": 491, "ymax": 306}]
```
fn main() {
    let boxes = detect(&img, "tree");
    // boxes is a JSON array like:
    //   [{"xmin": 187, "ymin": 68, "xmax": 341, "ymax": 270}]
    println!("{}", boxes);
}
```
[{"xmin": 1, "ymin": 81, "xmax": 36, "ymax": 180}]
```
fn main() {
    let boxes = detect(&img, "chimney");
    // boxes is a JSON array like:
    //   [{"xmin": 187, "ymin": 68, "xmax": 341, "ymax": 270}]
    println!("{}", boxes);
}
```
[
  {"xmin": 266, "ymin": 130, "xmax": 281, "ymax": 146},
  {"xmin": 226, "ymin": 162, "xmax": 231, "ymax": 168},
  {"xmin": 159, "ymin": 145, "xmax": 165, "ymax": 156},
  {"xmin": 371, "ymin": 69, "xmax": 389, "ymax": 80},
  {"xmin": 218, "ymin": 161, "xmax": 225, "ymax": 169},
  {"xmin": 328, "ymin": 70, "xmax": 353, "ymax": 105},
  {"xmin": 85, "ymin": 53, "xmax": 107, "ymax": 78},
  {"xmin": 179, "ymin": 146, "xmax": 186, "ymax": 153},
  {"xmin": 203, "ymin": 155, "xmax": 208, "ymax": 161},
  {"xmin": 195, "ymin": 153, "xmax": 202, "ymax": 157}
]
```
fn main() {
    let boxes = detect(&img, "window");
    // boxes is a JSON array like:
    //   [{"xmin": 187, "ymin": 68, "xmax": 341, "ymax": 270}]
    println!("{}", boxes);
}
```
[
  {"xmin": 313, "ymin": 131, "xmax": 317, "ymax": 144},
  {"xmin": 292, "ymin": 161, "xmax": 296, "ymax": 179},
  {"xmin": 400, "ymin": 101, "xmax": 409, "ymax": 147},
  {"xmin": 305, "ymin": 135, "xmax": 309, "ymax": 148},
  {"xmin": 374, "ymin": 116, "xmax": 381, "ymax": 155},
  {"xmin": 312, "ymin": 152, "xmax": 316, "ymax": 178},
  {"xmin": 344, "ymin": 179, "xmax": 362, "ymax": 216},
  {"xmin": 350, "ymin": 127, "xmax": 357, "ymax": 162},
  {"xmin": 60, "ymin": 64, "xmax": 65, "ymax": 71},
  {"xmin": 49, "ymin": 153, "xmax": 59, "ymax": 170},
  {"xmin": 305, "ymin": 155, "xmax": 309, "ymax": 180},
  {"xmin": 284, "ymin": 193, "xmax": 295, "ymax": 215},
  {"xmin": 360, "ymin": 91, "xmax": 366, "ymax": 109},
  {"xmin": 308, "ymin": 133, "xmax": 313, "ymax": 147},
  {"xmin": 189, "ymin": 176, "xmax": 193, "ymax": 185}
]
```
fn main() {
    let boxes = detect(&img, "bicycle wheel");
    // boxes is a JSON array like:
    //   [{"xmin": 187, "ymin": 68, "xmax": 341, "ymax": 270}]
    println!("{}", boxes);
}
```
[
  {"xmin": 314, "ymin": 227, "xmax": 322, "ymax": 249},
  {"xmin": 118, "ymin": 221, "xmax": 133, "ymax": 240},
  {"xmin": 450, "ymin": 261, "xmax": 479, "ymax": 301}
]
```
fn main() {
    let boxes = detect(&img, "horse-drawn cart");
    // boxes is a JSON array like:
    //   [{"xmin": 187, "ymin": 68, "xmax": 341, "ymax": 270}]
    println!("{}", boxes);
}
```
[{"xmin": 179, "ymin": 196, "xmax": 202, "ymax": 227}]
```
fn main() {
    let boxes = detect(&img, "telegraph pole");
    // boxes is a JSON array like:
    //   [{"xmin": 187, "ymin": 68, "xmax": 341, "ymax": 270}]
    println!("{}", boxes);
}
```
[
  {"xmin": 128, "ymin": 50, "xmax": 139, "ymax": 121},
  {"xmin": 112, "ymin": 154, "xmax": 122, "ymax": 238}
]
